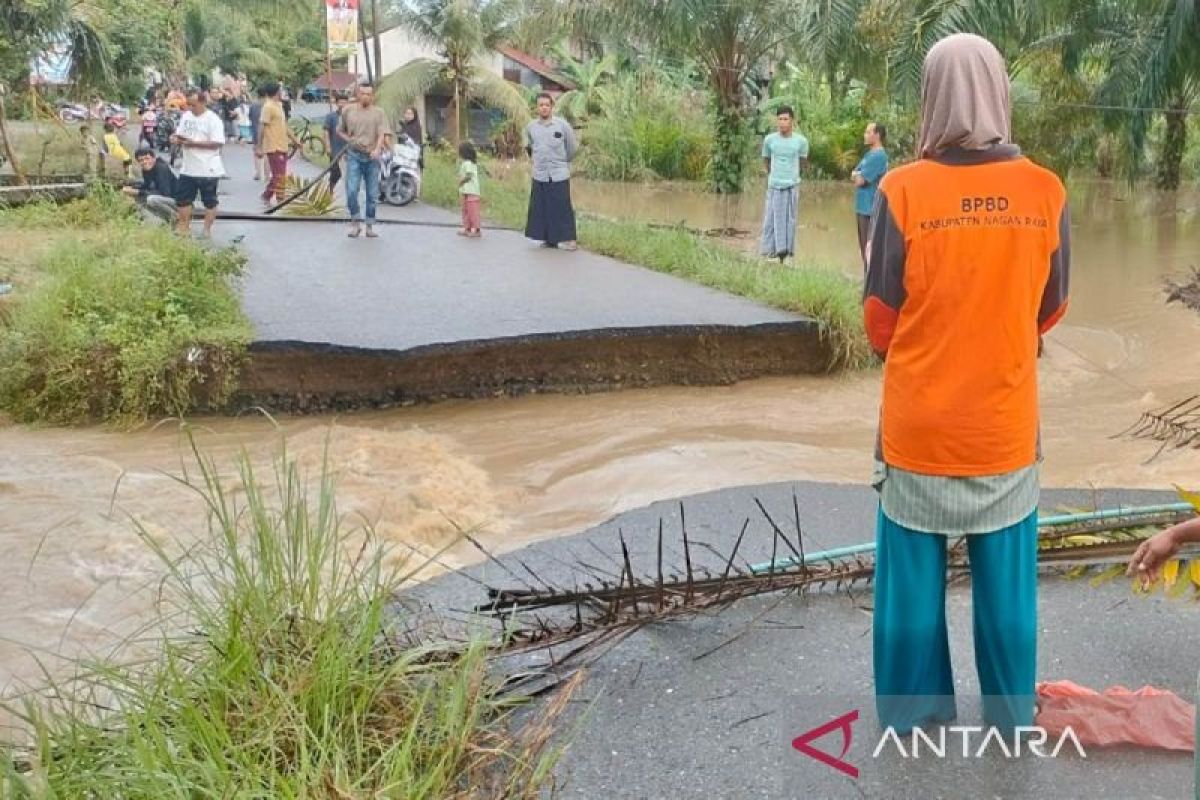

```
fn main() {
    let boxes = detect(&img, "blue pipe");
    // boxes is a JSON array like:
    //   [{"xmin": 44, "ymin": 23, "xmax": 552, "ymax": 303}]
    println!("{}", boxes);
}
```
[{"xmin": 748, "ymin": 501, "xmax": 1195, "ymax": 575}]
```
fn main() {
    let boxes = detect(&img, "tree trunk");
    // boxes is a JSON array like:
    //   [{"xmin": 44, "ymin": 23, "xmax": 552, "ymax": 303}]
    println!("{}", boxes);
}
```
[
  {"xmin": 1155, "ymin": 98, "xmax": 1187, "ymax": 191},
  {"xmin": 452, "ymin": 79, "xmax": 461, "ymax": 147},
  {"xmin": 370, "ymin": 0, "xmax": 383, "ymax": 78},
  {"xmin": 0, "ymin": 94, "xmax": 26, "ymax": 186},
  {"xmin": 168, "ymin": 0, "xmax": 187, "ymax": 86},
  {"xmin": 709, "ymin": 62, "xmax": 747, "ymax": 194},
  {"xmin": 711, "ymin": 98, "xmax": 747, "ymax": 194},
  {"xmin": 827, "ymin": 63, "xmax": 841, "ymax": 108}
]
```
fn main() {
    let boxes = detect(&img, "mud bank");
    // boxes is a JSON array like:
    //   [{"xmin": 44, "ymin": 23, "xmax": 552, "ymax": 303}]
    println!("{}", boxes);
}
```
[{"xmin": 236, "ymin": 321, "xmax": 832, "ymax": 412}]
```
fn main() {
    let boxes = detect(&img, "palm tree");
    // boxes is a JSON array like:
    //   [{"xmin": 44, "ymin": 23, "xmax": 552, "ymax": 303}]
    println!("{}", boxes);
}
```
[
  {"xmin": 377, "ymin": 0, "xmax": 531, "ymax": 146},
  {"xmin": 182, "ymin": 5, "xmax": 279, "ymax": 80},
  {"xmin": 1084, "ymin": 0, "xmax": 1200, "ymax": 189},
  {"xmin": 794, "ymin": 0, "xmax": 871, "ymax": 107},
  {"xmin": 579, "ymin": 0, "xmax": 800, "ymax": 193},
  {"xmin": 553, "ymin": 50, "xmax": 619, "ymax": 122}
]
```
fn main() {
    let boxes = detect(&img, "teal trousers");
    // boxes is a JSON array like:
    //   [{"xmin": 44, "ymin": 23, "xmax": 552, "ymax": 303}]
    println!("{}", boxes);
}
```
[{"xmin": 873, "ymin": 507, "xmax": 1038, "ymax": 733}]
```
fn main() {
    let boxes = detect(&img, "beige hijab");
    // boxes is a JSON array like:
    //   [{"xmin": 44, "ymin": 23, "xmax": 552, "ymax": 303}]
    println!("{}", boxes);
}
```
[{"xmin": 918, "ymin": 33, "xmax": 1011, "ymax": 157}]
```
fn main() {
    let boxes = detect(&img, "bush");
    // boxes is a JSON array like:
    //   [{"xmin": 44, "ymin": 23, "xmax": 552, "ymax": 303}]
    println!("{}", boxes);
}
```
[
  {"xmin": 0, "ymin": 188, "xmax": 252, "ymax": 423},
  {"xmin": 577, "ymin": 71, "xmax": 714, "ymax": 182}
]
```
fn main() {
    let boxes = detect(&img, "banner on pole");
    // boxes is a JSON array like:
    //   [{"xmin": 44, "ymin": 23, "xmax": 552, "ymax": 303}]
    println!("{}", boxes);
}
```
[
  {"xmin": 326, "ymin": 0, "xmax": 360, "ymax": 57},
  {"xmin": 30, "ymin": 35, "xmax": 73, "ymax": 85}
]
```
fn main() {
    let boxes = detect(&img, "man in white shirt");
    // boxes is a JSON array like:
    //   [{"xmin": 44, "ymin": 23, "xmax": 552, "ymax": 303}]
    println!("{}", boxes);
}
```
[{"xmin": 172, "ymin": 89, "xmax": 226, "ymax": 238}]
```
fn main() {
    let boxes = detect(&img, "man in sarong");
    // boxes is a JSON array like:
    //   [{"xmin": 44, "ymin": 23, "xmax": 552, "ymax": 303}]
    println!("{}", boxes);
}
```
[
  {"xmin": 759, "ymin": 106, "xmax": 808, "ymax": 263},
  {"xmin": 524, "ymin": 93, "xmax": 578, "ymax": 251}
]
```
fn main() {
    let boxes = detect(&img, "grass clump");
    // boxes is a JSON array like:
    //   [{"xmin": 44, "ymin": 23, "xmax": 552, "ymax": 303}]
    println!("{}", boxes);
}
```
[
  {"xmin": 2, "ymin": 436, "xmax": 570, "ymax": 797},
  {"xmin": 421, "ymin": 154, "xmax": 870, "ymax": 369},
  {"xmin": 0, "ymin": 186, "xmax": 252, "ymax": 423}
]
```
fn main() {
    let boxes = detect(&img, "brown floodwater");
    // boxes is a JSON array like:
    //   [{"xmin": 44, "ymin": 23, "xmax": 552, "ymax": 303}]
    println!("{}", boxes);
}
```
[{"xmin": 2, "ymin": 178, "xmax": 1200, "ymax": 714}]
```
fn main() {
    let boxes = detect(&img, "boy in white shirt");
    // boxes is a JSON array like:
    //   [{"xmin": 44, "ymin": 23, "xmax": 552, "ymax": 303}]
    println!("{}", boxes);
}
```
[{"xmin": 172, "ymin": 90, "xmax": 226, "ymax": 238}]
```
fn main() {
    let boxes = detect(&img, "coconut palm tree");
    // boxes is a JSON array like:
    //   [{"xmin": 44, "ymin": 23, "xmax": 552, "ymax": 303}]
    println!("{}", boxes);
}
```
[
  {"xmin": 377, "ymin": 0, "xmax": 531, "ymax": 146},
  {"xmin": 579, "ymin": 0, "xmax": 802, "ymax": 193}
]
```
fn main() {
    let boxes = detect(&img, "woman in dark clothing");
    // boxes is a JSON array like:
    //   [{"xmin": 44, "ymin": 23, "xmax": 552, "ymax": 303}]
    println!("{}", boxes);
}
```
[{"xmin": 401, "ymin": 106, "xmax": 423, "ymax": 167}]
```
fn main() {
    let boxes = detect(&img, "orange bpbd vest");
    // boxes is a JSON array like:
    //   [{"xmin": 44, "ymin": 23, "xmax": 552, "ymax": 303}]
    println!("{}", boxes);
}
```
[{"xmin": 867, "ymin": 154, "xmax": 1068, "ymax": 477}]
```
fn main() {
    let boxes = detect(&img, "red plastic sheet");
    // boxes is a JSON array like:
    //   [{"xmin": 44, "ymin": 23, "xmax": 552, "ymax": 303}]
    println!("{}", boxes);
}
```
[{"xmin": 1035, "ymin": 680, "xmax": 1195, "ymax": 752}]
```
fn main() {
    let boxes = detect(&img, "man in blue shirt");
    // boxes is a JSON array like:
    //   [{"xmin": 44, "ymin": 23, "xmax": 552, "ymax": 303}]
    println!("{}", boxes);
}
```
[{"xmin": 852, "ymin": 121, "xmax": 888, "ymax": 266}]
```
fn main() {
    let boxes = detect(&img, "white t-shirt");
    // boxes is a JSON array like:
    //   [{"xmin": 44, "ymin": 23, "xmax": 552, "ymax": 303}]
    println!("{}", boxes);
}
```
[{"xmin": 176, "ymin": 108, "xmax": 226, "ymax": 177}]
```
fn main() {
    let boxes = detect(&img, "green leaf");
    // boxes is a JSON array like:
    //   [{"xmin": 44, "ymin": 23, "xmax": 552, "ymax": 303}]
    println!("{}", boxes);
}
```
[{"xmin": 1088, "ymin": 563, "xmax": 1125, "ymax": 587}]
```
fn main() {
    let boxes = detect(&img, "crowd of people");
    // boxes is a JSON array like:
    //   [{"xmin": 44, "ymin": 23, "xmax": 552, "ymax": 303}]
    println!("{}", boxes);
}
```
[{"xmin": 120, "ymin": 79, "xmax": 584, "ymax": 248}]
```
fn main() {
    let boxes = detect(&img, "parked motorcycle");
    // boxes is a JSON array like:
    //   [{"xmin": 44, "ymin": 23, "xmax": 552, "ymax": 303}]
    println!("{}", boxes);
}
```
[
  {"xmin": 57, "ymin": 101, "xmax": 89, "ymax": 123},
  {"xmin": 379, "ymin": 133, "xmax": 422, "ymax": 207},
  {"xmin": 155, "ymin": 110, "xmax": 181, "ymax": 166}
]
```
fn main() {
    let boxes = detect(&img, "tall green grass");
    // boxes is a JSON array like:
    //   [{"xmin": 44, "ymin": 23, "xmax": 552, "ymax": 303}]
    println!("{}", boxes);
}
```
[
  {"xmin": 2, "ymin": 435, "xmax": 570, "ymax": 797},
  {"xmin": 575, "ymin": 71, "xmax": 713, "ymax": 182},
  {"xmin": 422, "ymin": 155, "xmax": 871, "ymax": 369},
  {"xmin": 0, "ymin": 187, "xmax": 253, "ymax": 423}
]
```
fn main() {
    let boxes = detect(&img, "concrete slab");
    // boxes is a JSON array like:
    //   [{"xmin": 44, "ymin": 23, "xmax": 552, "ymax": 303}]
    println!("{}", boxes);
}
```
[
  {"xmin": 411, "ymin": 481, "xmax": 1200, "ymax": 800},
  {"xmin": 206, "ymin": 142, "xmax": 831, "ymax": 408},
  {"xmin": 210, "ymin": 145, "xmax": 800, "ymax": 350}
]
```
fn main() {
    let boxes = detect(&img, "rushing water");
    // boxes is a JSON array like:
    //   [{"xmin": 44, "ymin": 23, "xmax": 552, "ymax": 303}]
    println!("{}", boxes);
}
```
[{"xmin": 2, "ymin": 178, "xmax": 1200, "ymax": 710}]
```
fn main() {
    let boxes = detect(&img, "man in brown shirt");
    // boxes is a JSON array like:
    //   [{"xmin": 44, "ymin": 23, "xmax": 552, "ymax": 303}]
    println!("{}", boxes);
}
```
[
  {"xmin": 337, "ymin": 84, "xmax": 390, "ymax": 237},
  {"xmin": 256, "ymin": 81, "xmax": 300, "ymax": 205}
]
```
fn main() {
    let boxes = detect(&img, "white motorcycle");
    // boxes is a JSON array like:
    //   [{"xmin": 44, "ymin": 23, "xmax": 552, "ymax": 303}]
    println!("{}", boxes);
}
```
[{"xmin": 379, "ymin": 133, "xmax": 421, "ymax": 207}]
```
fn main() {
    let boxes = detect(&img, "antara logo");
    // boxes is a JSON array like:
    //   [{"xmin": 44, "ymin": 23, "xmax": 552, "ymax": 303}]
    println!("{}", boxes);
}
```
[
  {"xmin": 791, "ymin": 710, "xmax": 860, "ymax": 779},
  {"xmin": 793, "ymin": 711, "xmax": 1087, "ymax": 778}
]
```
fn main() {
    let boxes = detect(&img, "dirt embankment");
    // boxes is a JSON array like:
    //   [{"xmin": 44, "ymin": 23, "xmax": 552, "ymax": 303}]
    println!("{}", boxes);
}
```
[{"xmin": 236, "ymin": 322, "xmax": 832, "ymax": 413}]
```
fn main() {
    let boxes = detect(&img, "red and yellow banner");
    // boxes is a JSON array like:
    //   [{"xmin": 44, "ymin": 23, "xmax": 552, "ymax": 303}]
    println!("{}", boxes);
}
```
[{"xmin": 326, "ymin": 0, "xmax": 359, "ymax": 57}]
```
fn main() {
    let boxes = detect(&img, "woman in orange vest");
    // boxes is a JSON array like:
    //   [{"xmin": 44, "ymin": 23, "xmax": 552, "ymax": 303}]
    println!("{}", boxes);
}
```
[{"xmin": 863, "ymin": 33, "xmax": 1070, "ymax": 734}]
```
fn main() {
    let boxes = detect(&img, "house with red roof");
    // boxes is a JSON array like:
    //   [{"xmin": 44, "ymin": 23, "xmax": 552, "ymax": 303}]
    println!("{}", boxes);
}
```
[{"xmin": 353, "ymin": 27, "xmax": 575, "ymax": 143}]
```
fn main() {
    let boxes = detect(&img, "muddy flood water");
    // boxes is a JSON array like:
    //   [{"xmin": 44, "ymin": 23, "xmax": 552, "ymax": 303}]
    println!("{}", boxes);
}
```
[{"xmin": 2, "ymin": 178, "xmax": 1200, "ymax": 712}]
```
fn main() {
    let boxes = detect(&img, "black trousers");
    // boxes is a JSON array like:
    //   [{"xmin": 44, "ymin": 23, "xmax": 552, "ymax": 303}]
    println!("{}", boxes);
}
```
[
  {"xmin": 328, "ymin": 157, "xmax": 342, "ymax": 192},
  {"xmin": 856, "ymin": 213, "xmax": 871, "ymax": 266}
]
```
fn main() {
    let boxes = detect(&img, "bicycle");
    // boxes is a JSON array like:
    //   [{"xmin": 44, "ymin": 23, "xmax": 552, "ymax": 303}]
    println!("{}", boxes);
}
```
[{"xmin": 288, "ymin": 117, "xmax": 327, "ymax": 161}]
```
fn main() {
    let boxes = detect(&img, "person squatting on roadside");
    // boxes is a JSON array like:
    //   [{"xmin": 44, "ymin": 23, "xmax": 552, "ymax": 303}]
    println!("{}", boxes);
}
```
[
  {"xmin": 864, "ymin": 33, "xmax": 1070, "ymax": 735},
  {"xmin": 123, "ymin": 147, "xmax": 177, "ymax": 224}
]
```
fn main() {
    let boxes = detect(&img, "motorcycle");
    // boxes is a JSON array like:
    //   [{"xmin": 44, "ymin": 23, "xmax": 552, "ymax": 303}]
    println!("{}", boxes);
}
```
[
  {"xmin": 155, "ymin": 110, "xmax": 181, "ymax": 166},
  {"xmin": 379, "ymin": 133, "xmax": 422, "ymax": 207},
  {"xmin": 57, "ymin": 101, "xmax": 89, "ymax": 123}
]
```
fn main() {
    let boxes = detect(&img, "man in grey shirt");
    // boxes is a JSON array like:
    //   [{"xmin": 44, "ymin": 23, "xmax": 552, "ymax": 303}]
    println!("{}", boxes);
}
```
[{"xmin": 523, "ymin": 93, "xmax": 578, "ymax": 250}]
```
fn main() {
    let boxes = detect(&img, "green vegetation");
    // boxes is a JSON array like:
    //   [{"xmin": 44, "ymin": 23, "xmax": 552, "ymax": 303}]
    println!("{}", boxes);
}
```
[
  {"xmin": 421, "ymin": 155, "xmax": 870, "ymax": 369},
  {"xmin": 0, "ymin": 187, "xmax": 252, "ymax": 423},
  {"xmin": 575, "ymin": 69, "xmax": 713, "ymax": 182},
  {"xmin": 2, "ymin": 437, "xmax": 568, "ymax": 797},
  {"xmin": 578, "ymin": 1, "xmax": 787, "ymax": 193}
]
